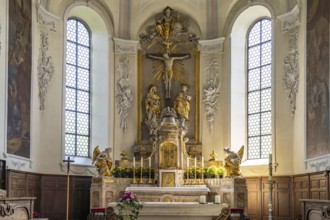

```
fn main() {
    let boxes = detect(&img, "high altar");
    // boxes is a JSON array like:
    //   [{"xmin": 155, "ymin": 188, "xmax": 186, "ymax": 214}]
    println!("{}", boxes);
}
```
[{"xmin": 90, "ymin": 6, "xmax": 247, "ymax": 218}]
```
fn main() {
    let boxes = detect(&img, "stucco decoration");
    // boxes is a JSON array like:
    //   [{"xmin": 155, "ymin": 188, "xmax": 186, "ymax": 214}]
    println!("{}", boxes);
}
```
[
  {"xmin": 116, "ymin": 56, "xmax": 134, "ymax": 133},
  {"xmin": 199, "ymin": 38, "xmax": 225, "ymax": 54},
  {"xmin": 277, "ymin": 5, "xmax": 300, "ymax": 32},
  {"xmin": 139, "ymin": 7, "xmax": 199, "ymax": 51},
  {"xmin": 203, "ymin": 58, "xmax": 221, "ymax": 132},
  {"xmin": 283, "ymin": 30, "xmax": 299, "ymax": 115},
  {"xmin": 278, "ymin": 5, "xmax": 300, "ymax": 115},
  {"xmin": 36, "ymin": 3, "xmax": 60, "ymax": 32},
  {"xmin": 114, "ymin": 38, "xmax": 138, "ymax": 54},
  {"xmin": 11, "ymin": 160, "xmax": 27, "ymax": 171},
  {"xmin": 38, "ymin": 31, "xmax": 55, "ymax": 111}
]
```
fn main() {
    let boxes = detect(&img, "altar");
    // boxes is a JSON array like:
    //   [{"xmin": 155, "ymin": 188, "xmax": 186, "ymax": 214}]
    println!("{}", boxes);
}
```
[
  {"xmin": 90, "ymin": 6, "xmax": 247, "ymax": 219},
  {"xmin": 126, "ymin": 186, "xmax": 210, "ymax": 203},
  {"xmin": 107, "ymin": 202, "xmax": 230, "ymax": 220}
]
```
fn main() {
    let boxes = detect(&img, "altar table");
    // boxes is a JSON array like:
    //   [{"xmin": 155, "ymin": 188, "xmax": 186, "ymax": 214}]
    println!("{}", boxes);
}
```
[{"xmin": 108, "ymin": 202, "xmax": 230, "ymax": 220}]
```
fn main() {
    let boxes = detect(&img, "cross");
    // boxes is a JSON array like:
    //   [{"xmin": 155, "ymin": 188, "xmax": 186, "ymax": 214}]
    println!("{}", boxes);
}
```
[{"xmin": 63, "ymin": 156, "xmax": 74, "ymax": 220}]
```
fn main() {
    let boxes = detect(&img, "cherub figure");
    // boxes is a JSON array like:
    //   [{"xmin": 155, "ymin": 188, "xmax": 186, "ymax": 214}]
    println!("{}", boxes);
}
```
[
  {"xmin": 92, "ymin": 146, "xmax": 113, "ymax": 176},
  {"xmin": 223, "ymin": 145, "xmax": 244, "ymax": 177}
]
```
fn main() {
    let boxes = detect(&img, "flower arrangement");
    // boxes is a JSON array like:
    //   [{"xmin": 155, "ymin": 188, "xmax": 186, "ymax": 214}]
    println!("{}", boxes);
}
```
[{"xmin": 116, "ymin": 191, "xmax": 143, "ymax": 220}]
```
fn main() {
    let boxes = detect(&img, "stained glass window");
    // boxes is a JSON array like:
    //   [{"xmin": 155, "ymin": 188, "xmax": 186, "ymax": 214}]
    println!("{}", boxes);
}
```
[
  {"xmin": 247, "ymin": 19, "xmax": 272, "ymax": 159},
  {"xmin": 65, "ymin": 18, "xmax": 91, "ymax": 157}
]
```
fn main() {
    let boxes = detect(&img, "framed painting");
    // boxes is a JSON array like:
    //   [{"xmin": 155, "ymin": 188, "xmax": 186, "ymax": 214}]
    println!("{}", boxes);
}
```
[{"xmin": 7, "ymin": 0, "xmax": 32, "ymax": 158}]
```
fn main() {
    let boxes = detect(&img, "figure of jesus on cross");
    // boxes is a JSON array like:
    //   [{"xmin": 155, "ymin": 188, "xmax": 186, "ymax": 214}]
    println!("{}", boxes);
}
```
[{"xmin": 148, "ymin": 52, "xmax": 190, "ymax": 99}]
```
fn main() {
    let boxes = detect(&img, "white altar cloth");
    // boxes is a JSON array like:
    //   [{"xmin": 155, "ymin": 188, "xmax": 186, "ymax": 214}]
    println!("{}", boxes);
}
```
[
  {"xmin": 108, "ymin": 202, "xmax": 229, "ymax": 220},
  {"xmin": 126, "ymin": 186, "xmax": 210, "ymax": 194}
]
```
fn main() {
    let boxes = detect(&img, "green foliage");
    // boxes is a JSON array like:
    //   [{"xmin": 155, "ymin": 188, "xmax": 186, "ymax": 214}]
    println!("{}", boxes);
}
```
[
  {"xmin": 111, "ymin": 166, "xmax": 155, "ymax": 179},
  {"xmin": 183, "ymin": 165, "xmax": 226, "ymax": 179}
]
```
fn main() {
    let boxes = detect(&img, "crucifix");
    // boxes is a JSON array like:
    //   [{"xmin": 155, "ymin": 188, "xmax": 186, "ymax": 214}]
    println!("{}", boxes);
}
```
[
  {"xmin": 147, "ymin": 52, "xmax": 190, "ymax": 99},
  {"xmin": 63, "ymin": 156, "xmax": 74, "ymax": 220}
]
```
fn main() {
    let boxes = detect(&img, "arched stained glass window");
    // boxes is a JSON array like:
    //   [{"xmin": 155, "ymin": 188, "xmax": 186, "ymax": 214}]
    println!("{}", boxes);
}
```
[
  {"xmin": 65, "ymin": 18, "xmax": 91, "ymax": 157},
  {"xmin": 247, "ymin": 18, "xmax": 272, "ymax": 159}
]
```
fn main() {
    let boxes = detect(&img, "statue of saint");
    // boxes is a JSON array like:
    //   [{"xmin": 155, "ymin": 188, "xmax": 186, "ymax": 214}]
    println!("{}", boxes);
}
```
[
  {"xmin": 145, "ymin": 85, "xmax": 161, "ymax": 124},
  {"xmin": 148, "ymin": 53, "xmax": 190, "ymax": 98},
  {"xmin": 174, "ymin": 84, "xmax": 191, "ymax": 120},
  {"xmin": 155, "ymin": 6, "xmax": 176, "ymax": 40},
  {"xmin": 223, "ymin": 145, "xmax": 244, "ymax": 177},
  {"xmin": 92, "ymin": 146, "xmax": 113, "ymax": 176}
]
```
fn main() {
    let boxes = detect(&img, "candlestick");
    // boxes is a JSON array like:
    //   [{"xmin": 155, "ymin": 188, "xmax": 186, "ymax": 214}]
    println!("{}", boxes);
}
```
[
  {"xmin": 139, "ymin": 157, "xmax": 143, "ymax": 184},
  {"xmin": 186, "ymin": 157, "xmax": 190, "ymax": 185},
  {"xmin": 201, "ymin": 157, "xmax": 205, "ymax": 185},
  {"xmin": 132, "ymin": 157, "xmax": 137, "ymax": 184},
  {"xmin": 194, "ymin": 157, "xmax": 197, "ymax": 184},
  {"xmin": 148, "ymin": 157, "xmax": 152, "ymax": 184},
  {"xmin": 269, "ymin": 154, "xmax": 272, "ymax": 179}
]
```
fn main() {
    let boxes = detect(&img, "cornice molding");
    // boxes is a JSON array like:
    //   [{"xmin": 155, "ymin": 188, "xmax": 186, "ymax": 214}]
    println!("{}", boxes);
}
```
[
  {"xmin": 113, "ymin": 38, "xmax": 139, "ymax": 54},
  {"xmin": 199, "ymin": 37, "xmax": 225, "ymax": 54},
  {"xmin": 277, "ymin": 4, "xmax": 300, "ymax": 32}
]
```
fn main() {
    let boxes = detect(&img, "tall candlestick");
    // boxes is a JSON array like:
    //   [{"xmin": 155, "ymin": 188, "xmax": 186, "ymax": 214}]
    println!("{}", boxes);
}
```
[
  {"xmin": 139, "ymin": 157, "xmax": 143, "ymax": 184},
  {"xmin": 269, "ymin": 154, "xmax": 272, "ymax": 179},
  {"xmin": 133, "ymin": 157, "xmax": 135, "ymax": 167}
]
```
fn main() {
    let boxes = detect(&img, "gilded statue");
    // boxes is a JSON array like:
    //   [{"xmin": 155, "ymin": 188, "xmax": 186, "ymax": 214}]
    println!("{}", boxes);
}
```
[
  {"xmin": 223, "ymin": 145, "xmax": 244, "ymax": 177},
  {"xmin": 174, "ymin": 84, "xmax": 191, "ymax": 120},
  {"xmin": 155, "ymin": 6, "xmax": 176, "ymax": 40},
  {"xmin": 148, "ymin": 53, "xmax": 190, "ymax": 98},
  {"xmin": 92, "ymin": 146, "xmax": 113, "ymax": 176},
  {"xmin": 145, "ymin": 85, "xmax": 161, "ymax": 123}
]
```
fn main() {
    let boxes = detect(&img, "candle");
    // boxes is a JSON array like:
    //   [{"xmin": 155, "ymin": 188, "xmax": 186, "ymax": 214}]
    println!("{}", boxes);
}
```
[
  {"xmin": 141, "ymin": 157, "xmax": 143, "ymax": 168},
  {"xmin": 149, "ymin": 157, "xmax": 151, "ymax": 168},
  {"xmin": 215, "ymin": 195, "xmax": 221, "ymax": 204},
  {"xmin": 133, "ymin": 157, "xmax": 135, "ymax": 167},
  {"xmin": 187, "ymin": 157, "xmax": 189, "ymax": 168},
  {"xmin": 202, "ymin": 157, "xmax": 204, "ymax": 167},
  {"xmin": 194, "ymin": 157, "xmax": 197, "ymax": 167},
  {"xmin": 269, "ymin": 154, "xmax": 272, "ymax": 164}
]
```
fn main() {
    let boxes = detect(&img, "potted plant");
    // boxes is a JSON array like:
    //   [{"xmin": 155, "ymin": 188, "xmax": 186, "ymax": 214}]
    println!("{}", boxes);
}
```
[{"xmin": 116, "ymin": 191, "xmax": 143, "ymax": 220}]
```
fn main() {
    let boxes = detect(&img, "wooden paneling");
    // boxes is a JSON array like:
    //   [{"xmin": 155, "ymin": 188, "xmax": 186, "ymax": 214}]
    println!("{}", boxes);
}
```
[
  {"xmin": 6, "ymin": 170, "xmax": 91, "ymax": 220},
  {"xmin": 310, "ymin": 173, "xmax": 327, "ymax": 200},
  {"xmin": 0, "ymin": 160, "xmax": 6, "ymax": 190},
  {"xmin": 40, "ymin": 175, "xmax": 67, "ymax": 220},
  {"xmin": 70, "ymin": 176, "xmax": 91, "ymax": 220},
  {"xmin": 247, "ymin": 176, "xmax": 293, "ymax": 220},
  {"xmin": 293, "ymin": 175, "xmax": 309, "ymax": 219}
]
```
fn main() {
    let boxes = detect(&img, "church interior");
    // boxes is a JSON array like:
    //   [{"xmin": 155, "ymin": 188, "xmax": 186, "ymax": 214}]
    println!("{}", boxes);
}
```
[{"xmin": 0, "ymin": 0, "xmax": 329, "ymax": 219}]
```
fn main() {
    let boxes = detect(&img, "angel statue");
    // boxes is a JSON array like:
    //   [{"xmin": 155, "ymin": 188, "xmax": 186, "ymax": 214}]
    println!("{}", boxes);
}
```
[
  {"xmin": 92, "ymin": 146, "xmax": 113, "ymax": 176},
  {"xmin": 223, "ymin": 145, "xmax": 244, "ymax": 177}
]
